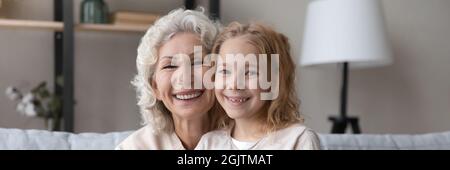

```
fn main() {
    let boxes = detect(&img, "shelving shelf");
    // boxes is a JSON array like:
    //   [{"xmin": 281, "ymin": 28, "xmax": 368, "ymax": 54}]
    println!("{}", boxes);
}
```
[
  {"xmin": 0, "ymin": 19, "xmax": 63, "ymax": 31},
  {"xmin": 0, "ymin": 19, "xmax": 148, "ymax": 33},
  {"xmin": 76, "ymin": 23, "xmax": 148, "ymax": 33}
]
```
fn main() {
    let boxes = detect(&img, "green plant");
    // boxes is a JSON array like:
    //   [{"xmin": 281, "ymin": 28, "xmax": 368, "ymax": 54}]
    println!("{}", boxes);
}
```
[{"xmin": 5, "ymin": 81, "xmax": 63, "ymax": 131}]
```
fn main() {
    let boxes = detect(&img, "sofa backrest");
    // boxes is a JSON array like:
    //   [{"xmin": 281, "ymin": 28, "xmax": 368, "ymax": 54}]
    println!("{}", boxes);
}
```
[{"xmin": 1, "ymin": 128, "xmax": 450, "ymax": 150}]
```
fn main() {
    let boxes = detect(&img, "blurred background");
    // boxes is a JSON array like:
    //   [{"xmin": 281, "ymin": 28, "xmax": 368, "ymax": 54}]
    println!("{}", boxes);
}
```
[{"xmin": 0, "ymin": 0, "xmax": 449, "ymax": 134}]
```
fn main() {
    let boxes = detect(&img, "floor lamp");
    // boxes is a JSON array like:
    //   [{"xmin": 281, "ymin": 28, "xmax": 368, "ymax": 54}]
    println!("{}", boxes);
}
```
[{"xmin": 300, "ymin": 0, "xmax": 393, "ymax": 134}]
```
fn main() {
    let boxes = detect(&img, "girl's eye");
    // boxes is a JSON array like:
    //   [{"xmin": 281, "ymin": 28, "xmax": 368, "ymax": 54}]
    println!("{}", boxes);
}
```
[{"xmin": 246, "ymin": 70, "xmax": 258, "ymax": 76}]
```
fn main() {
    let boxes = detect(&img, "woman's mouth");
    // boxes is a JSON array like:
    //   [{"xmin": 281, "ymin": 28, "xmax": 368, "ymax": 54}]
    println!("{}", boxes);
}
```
[{"xmin": 173, "ymin": 90, "xmax": 204, "ymax": 100}]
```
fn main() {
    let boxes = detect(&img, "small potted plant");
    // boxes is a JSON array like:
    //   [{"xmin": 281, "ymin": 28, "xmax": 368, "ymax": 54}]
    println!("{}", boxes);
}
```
[{"xmin": 5, "ymin": 82, "xmax": 63, "ymax": 131}]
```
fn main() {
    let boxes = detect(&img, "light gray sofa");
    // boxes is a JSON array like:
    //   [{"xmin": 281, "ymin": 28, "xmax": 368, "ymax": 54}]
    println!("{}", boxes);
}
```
[{"xmin": 1, "ymin": 128, "xmax": 450, "ymax": 150}]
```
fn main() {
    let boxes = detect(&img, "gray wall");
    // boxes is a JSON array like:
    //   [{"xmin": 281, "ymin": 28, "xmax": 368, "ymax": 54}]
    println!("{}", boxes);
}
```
[
  {"xmin": 220, "ymin": 0, "xmax": 450, "ymax": 134},
  {"xmin": 1, "ymin": 0, "xmax": 449, "ymax": 134}
]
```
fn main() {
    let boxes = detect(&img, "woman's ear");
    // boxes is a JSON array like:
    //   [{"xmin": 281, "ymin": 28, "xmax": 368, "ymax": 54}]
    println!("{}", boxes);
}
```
[{"xmin": 150, "ymin": 77, "xmax": 161, "ymax": 100}]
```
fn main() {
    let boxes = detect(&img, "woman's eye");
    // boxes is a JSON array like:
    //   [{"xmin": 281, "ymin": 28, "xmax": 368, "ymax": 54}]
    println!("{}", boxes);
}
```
[
  {"xmin": 217, "ymin": 69, "xmax": 230, "ymax": 75},
  {"xmin": 162, "ymin": 65, "xmax": 177, "ymax": 69},
  {"xmin": 192, "ymin": 60, "xmax": 203, "ymax": 66}
]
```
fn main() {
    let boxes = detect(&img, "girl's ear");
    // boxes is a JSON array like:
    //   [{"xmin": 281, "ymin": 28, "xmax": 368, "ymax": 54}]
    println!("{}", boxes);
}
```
[{"xmin": 150, "ymin": 77, "xmax": 161, "ymax": 100}]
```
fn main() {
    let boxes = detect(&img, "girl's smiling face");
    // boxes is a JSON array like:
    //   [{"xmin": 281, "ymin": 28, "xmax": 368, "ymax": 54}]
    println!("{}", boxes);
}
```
[
  {"xmin": 215, "ymin": 37, "xmax": 268, "ymax": 120},
  {"xmin": 153, "ymin": 32, "xmax": 215, "ymax": 120}
]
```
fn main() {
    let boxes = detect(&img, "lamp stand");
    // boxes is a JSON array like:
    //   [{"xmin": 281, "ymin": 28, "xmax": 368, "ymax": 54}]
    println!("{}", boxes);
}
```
[{"xmin": 329, "ymin": 62, "xmax": 361, "ymax": 134}]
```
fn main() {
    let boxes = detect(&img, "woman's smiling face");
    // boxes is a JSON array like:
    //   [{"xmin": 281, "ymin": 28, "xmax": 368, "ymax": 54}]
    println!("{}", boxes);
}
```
[{"xmin": 152, "ymin": 32, "xmax": 215, "ymax": 120}]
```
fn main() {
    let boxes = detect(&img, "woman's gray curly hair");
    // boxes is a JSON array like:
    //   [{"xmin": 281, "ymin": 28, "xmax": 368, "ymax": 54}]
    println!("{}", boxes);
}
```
[{"xmin": 131, "ymin": 8, "xmax": 221, "ymax": 133}]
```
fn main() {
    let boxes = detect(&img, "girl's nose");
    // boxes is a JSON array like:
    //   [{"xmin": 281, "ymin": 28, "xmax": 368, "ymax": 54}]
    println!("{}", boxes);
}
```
[
  {"xmin": 225, "ymin": 75, "xmax": 237, "ymax": 90},
  {"xmin": 225, "ymin": 73, "xmax": 246, "ymax": 90}
]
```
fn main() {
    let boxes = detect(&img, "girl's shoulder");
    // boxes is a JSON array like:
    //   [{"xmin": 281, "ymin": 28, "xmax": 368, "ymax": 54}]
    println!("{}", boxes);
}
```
[
  {"xmin": 295, "ymin": 127, "xmax": 321, "ymax": 150},
  {"xmin": 275, "ymin": 122, "xmax": 309, "ymax": 135},
  {"xmin": 268, "ymin": 123, "xmax": 321, "ymax": 150}
]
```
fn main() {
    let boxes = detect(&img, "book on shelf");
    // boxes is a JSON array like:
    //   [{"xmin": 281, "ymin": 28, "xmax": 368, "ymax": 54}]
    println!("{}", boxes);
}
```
[
  {"xmin": 112, "ymin": 11, "xmax": 159, "ymax": 26},
  {"xmin": 0, "ymin": 0, "xmax": 4, "ymax": 18}
]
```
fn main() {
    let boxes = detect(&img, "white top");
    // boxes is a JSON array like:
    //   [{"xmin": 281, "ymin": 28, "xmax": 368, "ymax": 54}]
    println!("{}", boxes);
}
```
[
  {"xmin": 196, "ymin": 123, "xmax": 321, "ymax": 150},
  {"xmin": 231, "ymin": 138, "xmax": 258, "ymax": 150}
]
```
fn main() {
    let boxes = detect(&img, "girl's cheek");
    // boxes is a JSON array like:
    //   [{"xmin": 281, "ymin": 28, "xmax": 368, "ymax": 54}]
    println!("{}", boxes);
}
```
[
  {"xmin": 214, "ymin": 75, "xmax": 226, "ymax": 89},
  {"xmin": 247, "ymin": 76, "xmax": 259, "ymax": 90}
]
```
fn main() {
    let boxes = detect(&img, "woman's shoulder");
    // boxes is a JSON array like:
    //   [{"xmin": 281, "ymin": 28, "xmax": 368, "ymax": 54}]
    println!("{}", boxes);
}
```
[
  {"xmin": 115, "ymin": 125, "xmax": 155, "ymax": 150},
  {"xmin": 116, "ymin": 125, "xmax": 180, "ymax": 150}
]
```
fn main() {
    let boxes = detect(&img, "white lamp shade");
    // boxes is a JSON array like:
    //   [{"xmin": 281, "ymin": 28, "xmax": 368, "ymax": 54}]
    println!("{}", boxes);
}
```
[{"xmin": 301, "ymin": 0, "xmax": 393, "ymax": 68}]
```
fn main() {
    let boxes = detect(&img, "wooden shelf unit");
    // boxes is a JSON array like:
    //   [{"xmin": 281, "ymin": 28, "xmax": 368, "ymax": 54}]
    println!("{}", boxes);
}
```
[
  {"xmin": 0, "ymin": 0, "xmax": 219, "ymax": 132},
  {"xmin": 0, "ymin": 19, "xmax": 148, "ymax": 33}
]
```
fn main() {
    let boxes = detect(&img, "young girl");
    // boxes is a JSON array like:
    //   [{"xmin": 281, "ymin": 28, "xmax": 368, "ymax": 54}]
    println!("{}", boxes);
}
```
[{"xmin": 196, "ymin": 22, "xmax": 321, "ymax": 150}]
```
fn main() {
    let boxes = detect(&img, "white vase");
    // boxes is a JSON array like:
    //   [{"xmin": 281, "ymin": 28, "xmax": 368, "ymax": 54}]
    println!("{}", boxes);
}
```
[
  {"xmin": 46, "ymin": 118, "xmax": 61, "ymax": 131},
  {"xmin": 46, "ymin": 118, "xmax": 54, "ymax": 131}
]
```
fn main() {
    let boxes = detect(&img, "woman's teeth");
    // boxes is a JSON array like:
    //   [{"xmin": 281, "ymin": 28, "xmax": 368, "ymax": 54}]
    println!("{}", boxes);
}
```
[
  {"xmin": 175, "ymin": 91, "xmax": 202, "ymax": 100},
  {"xmin": 227, "ymin": 97, "xmax": 249, "ymax": 103}
]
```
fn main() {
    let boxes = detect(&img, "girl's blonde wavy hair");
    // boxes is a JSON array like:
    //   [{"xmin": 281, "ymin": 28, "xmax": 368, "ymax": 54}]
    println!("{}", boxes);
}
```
[
  {"xmin": 212, "ymin": 22, "xmax": 303, "ymax": 132},
  {"xmin": 132, "ymin": 8, "xmax": 221, "ymax": 133}
]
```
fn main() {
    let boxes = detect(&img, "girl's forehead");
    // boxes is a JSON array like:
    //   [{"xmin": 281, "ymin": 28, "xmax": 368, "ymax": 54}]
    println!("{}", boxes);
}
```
[
  {"xmin": 220, "ymin": 37, "xmax": 259, "ymax": 55},
  {"xmin": 217, "ymin": 54, "xmax": 260, "ymax": 68}
]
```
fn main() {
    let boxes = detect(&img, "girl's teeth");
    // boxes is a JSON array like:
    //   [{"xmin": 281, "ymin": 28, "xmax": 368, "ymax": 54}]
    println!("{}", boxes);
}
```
[
  {"xmin": 228, "ymin": 97, "xmax": 248, "ymax": 103},
  {"xmin": 175, "ymin": 92, "xmax": 202, "ymax": 100}
]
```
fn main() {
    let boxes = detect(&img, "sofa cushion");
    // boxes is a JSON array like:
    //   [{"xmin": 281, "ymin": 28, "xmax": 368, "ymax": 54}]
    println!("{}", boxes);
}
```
[{"xmin": 0, "ymin": 128, "xmax": 132, "ymax": 150}]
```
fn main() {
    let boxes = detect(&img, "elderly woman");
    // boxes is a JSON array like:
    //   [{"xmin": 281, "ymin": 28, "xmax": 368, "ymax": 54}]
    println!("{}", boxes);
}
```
[{"xmin": 116, "ymin": 8, "xmax": 221, "ymax": 150}]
